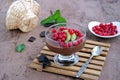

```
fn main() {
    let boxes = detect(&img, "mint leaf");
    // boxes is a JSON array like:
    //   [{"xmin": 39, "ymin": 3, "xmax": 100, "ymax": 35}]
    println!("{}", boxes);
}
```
[
  {"xmin": 40, "ymin": 9, "xmax": 67, "ymax": 26},
  {"xmin": 56, "ymin": 16, "xmax": 66, "ymax": 23},
  {"xmin": 40, "ymin": 15, "xmax": 55, "ymax": 25},
  {"xmin": 54, "ymin": 9, "xmax": 61, "ymax": 19}
]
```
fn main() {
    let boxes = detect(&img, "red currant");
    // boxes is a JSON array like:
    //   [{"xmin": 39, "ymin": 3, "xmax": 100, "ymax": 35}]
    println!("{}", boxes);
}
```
[{"xmin": 52, "ymin": 29, "xmax": 57, "ymax": 33}]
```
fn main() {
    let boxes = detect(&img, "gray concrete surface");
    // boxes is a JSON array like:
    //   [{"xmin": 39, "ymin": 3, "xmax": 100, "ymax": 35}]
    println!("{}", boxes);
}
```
[{"xmin": 0, "ymin": 0, "xmax": 120, "ymax": 80}]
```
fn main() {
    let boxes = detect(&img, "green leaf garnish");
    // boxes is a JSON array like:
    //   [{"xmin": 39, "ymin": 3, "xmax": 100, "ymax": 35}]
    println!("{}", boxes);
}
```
[
  {"xmin": 56, "ymin": 16, "xmax": 66, "ymax": 23},
  {"xmin": 40, "ymin": 15, "xmax": 55, "ymax": 25},
  {"xmin": 54, "ymin": 9, "xmax": 61, "ymax": 19},
  {"xmin": 40, "ymin": 9, "xmax": 67, "ymax": 26}
]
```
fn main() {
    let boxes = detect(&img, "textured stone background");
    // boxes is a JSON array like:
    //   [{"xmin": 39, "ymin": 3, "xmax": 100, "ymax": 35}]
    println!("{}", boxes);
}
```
[{"xmin": 0, "ymin": 0, "xmax": 120, "ymax": 80}]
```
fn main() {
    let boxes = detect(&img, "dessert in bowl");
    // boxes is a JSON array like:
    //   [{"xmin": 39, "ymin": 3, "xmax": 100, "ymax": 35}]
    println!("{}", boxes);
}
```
[{"xmin": 45, "ymin": 23, "xmax": 86, "ymax": 66}]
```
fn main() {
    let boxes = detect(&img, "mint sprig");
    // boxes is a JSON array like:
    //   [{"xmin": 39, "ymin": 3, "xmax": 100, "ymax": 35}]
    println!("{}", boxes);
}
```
[{"xmin": 40, "ymin": 9, "xmax": 67, "ymax": 26}]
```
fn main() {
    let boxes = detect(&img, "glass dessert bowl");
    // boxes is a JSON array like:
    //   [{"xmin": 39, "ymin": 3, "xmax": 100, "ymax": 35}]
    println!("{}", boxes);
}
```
[{"xmin": 45, "ymin": 23, "xmax": 86, "ymax": 66}]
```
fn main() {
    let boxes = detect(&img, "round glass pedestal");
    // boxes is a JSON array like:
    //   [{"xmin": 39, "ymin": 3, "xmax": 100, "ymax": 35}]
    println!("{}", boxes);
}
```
[{"xmin": 54, "ymin": 53, "xmax": 79, "ymax": 66}]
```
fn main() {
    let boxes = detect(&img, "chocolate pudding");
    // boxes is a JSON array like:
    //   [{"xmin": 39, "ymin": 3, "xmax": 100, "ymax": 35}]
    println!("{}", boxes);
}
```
[{"xmin": 46, "ymin": 39, "xmax": 86, "ymax": 56}]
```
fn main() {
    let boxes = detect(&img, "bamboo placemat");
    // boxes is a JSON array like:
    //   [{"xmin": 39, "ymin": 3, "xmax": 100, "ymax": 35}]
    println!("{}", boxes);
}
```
[{"xmin": 29, "ymin": 40, "xmax": 111, "ymax": 80}]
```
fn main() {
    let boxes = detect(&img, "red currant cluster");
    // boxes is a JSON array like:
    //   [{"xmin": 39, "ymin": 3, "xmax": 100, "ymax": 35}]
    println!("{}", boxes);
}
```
[
  {"xmin": 92, "ymin": 23, "xmax": 118, "ymax": 36},
  {"xmin": 52, "ymin": 28, "xmax": 66, "ymax": 41},
  {"xmin": 51, "ymin": 27, "xmax": 83, "ymax": 48}
]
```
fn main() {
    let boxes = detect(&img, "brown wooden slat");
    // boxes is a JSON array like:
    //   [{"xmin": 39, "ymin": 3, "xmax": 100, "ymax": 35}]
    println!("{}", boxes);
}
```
[
  {"xmin": 40, "ymin": 50, "xmax": 106, "ymax": 61},
  {"xmin": 33, "ymin": 58, "xmax": 101, "ymax": 76},
  {"xmin": 86, "ymin": 40, "xmax": 111, "ymax": 47},
  {"xmin": 84, "ymin": 44, "xmax": 110, "ymax": 51},
  {"xmin": 36, "ymin": 54, "xmax": 103, "ymax": 71},
  {"xmin": 80, "ymin": 48, "xmax": 108, "ymax": 56},
  {"xmin": 30, "ymin": 63, "xmax": 99, "ymax": 80},
  {"xmin": 30, "ymin": 63, "xmax": 42, "ymax": 71},
  {"xmin": 76, "ymin": 62, "xmax": 102, "ymax": 71},
  {"xmin": 76, "ymin": 52, "xmax": 106, "ymax": 61},
  {"xmin": 43, "ymin": 46, "xmax": 108, "ymax": 57},
  {"xmin": 40, "ymin": 50, "xmax": 104, "ymax": 66},
  {"xmin": 41, "ymin": 49, "xmax": 107, "ymax": 58},
  {"xmin": 79, "ymin": 57, "xmax": 104, "ymax": 66},
  {"xmin": 41, "ymin": 50, "xmax": 56, "ymax": 56}
]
